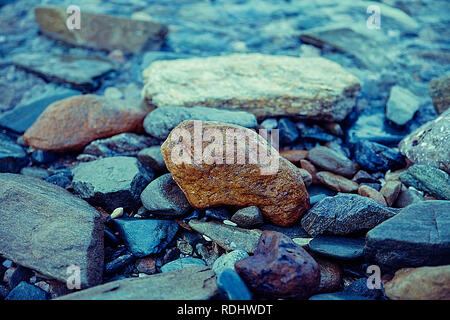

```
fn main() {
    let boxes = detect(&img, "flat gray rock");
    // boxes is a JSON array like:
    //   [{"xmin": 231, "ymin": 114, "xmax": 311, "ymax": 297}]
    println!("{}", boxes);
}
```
[
  {"xmin": 364, "ymin": 201, "xmax": 450, "ymax": 271},
  {"xmin": 301, "ymin": 193, "xmax": 397, "ymax": 237},
  {"xmin": 72, "ymin": 156, "xmax": 153, "ymax": 211},
  {"xmin": 0, "ymin": 133, "xmax": 28, "ymax": 173},
  {"xmin": 212, "ymin": 250, "xmax": 249, "ymax": 276},
  {"xmin": 386, "ymin": 86, "xmax": 420, "ymax": 126},
  {"xmin": 142, "ymin": 54, "xmax": 361, "ymax": 121},
  {"xmin": 399, "ymin": 165, "xmax": 450, "ymax": 200},
  {"xmin": 143, "ymin": 106, "xmax": 257, "ymax": 139},
  {"xmin": 138, "ymin": 146, "xmax": 167, "ymax": 172},
  {"xmin": 0, "ymin": 173, "xmax": 103, "ymax": 288},
  {"xmin": 83, "ymin": 133, "xmax": 157, "ymax": 157},
  {"xmin": 57, "ymin": 266, "xmax": 218, "ymax": 300},
  {"xmin": 161, "ymin": 257, "xmax": 206, "ymax": 273}
]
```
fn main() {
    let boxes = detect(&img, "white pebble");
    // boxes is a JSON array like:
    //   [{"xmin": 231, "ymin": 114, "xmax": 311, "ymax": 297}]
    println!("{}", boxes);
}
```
[
  {"xmin": 223, "ymin": 219, "xmax": 237, "ymax": 227},
  {"xmin": 110, "ymin": 207, "xmax": 124, "ymax": 219}
]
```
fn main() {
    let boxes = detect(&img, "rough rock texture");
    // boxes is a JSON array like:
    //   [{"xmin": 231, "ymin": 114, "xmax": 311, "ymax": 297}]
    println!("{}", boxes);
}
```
[
  {"xmin": 315, "ymin": 256, "xmax": 343, "ymax": 293},
  {"xmin": 112, "ymin": 218, "xmax": 179, "ymax": 257},
  {"xmin": 138, "ymin": 146, "xmax": 167, "ymax": 172},
  {"xmin": 140, "ymin": 173, "xmax": 191, "ymax": 216},
  {"xmin": 212, "ymin": 250, "xmax": 249, "ymax": 276},
  {"xmin": 380, "ymin": 180, "xmax": 402, "ymax": 206},
  {"xmin": 399, "ymin": 165, "xmax": 450, "ymax": 200},
  {"xmin": 143, "ymin": 54, "xmax": 361, "ymax": 121},
  {"xmin": 279, "ymin": 150, "xmax": 308, "ymax": 165},
  {"xmin": 354, "ymin": 140, "xmax": 405, "ymax": 172},
  {"xmin": 188, "ymin": 220, "xmax": 261, "ymax": 253},
  {"xmin": 316, "ymin": 171, "xmax": 359, "ymax": 193},
  {"xmin": 0, "ymin": 173, "xmax": 103, "ymax": 288},
  {"xmin": 235, "ymin": 231, "xmax": 320, "ymax": 299},
  {"xmin": 364, "ymin": 201, "xmax": 450, "ymax": 271},
  {"xmin": 35, "ymin": 6, "xmax": 167, "ymax": 53},
  {"xmin": 5, "ymin": 282, "xmax": 48, "ymax": 300},
  {"xmin": 386, "ymin": 86, "xmax": 421, "ymax": 126},
  {"xmin": 385, "ymin": 265, "xmax": 450, "ymax": 300},
  {"xmin": 301, "ymin": 193, "xmax": 397, "ymax": 237},
  {"xmin": 161, "ymin": 257, "xmax": 206, "ymax": 273},
  {"xmin": 0, "ymin": 133, "xmax": 28, "ymax": 173},
  {"xmin": 399, "ymin": 109, "xmax": 450, "ymax": 173},
  {"xmin": 72, "ymin": 156, "xmax": 152, "ymax": 211},
  {"xmin": 231, "ymin": 206, "xmax": 264, "ymax": 228},
  {"xmin": 307, "ymin": 146, "xmax": 358, "ymax": 177},
  {"xmin": 83, "ymin": 133, "xmax": 157, "ymax": 157},
  {"xmin": 429, "ymin": 76, "xmax": 450, "ymax": 114},
  {"xmin": 57, "ymin": 266, "xmax": 218, "ymax": 300},
  {"xmin": 143, "ymin": 106, "xmax": 257, "ymax": 140},
  {"xmin": 161, "ymin": 120, "xmax": 310, "ymax": 226},
  {"xmin": 23, "ymin": 95, "xmax": 150, "ymax": 152}
]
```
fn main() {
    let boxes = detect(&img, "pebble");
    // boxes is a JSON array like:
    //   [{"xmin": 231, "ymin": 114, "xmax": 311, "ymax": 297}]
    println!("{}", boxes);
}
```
[
  {"xmin": 0, "ymin": 133, "xmax": 28, "ymax": 173},
  {"xmin": 138, "ymin": 146, "xmax": 167, "ymax": 172},
  {"xmin": 217, "ymin": 268, "xmax": 252, "ymax": 300},
  {"xmin": 5, "ymin": 281, "xmax": 48, "ymax": 300},
  {"xmin": 231, "ymin": 206, "xmax": 264, "ymax": 229},
  {"xmin": 399, "ymin": 165, "xmax": 450, "ymax": 200},
  {"xmin": 212, "ymin": 250, "xmax": 249, "ymax": 276},
  {"xmin": 83, "ymin": 133, "xmax": 157, "ymax": 158},
  {"xmin": 110, "ymin": 207, "xmax": 124, "ymax": 219},
  {"xmin": 308, "ymin": 146, "xmax": 358, "ymax": 177},
  {"xmin": 235, "ymin": 231, "xmax": 321, "ymax": 299},
  {"xmin": 308, "ymin": 236, "xmax": 365, "ymax": 261},
  {"xmin": 105, "ymin": 254, "xmax": 134, "ymax": 276},
  {"xmin": 278, "ymin": 118, "xmax": 299, "ymax": 144},
  {"xmin": 394, "ymin": 185, "xmax": 424, "ymax": 208},
  {"xmin": 161, "ymin": 257, "xmax": 206, "ymax": 273},
  {"xmin": 429, "ymin": 76, "xmax": 449, "ymax": 114},
  {"xmin": 140, "ymin": 173, "xmax": 191, "ymax": 216},
  {"xmin": 354, "ymin": 140, "xmax": 405, "ymax": 172},
  {"xmin": 300, "ymin": 159, "xmax": 319, "ymax": 184},
  {"xmin": 386, "ymin": 86, "xmax": 421, "ymax": 126},
  {"xmin": 316, "ymin": 171, "xmax": 359, "ymax": 193},
  {"xmin": 279, "ymin": 149, "xmax": 308, "ymax": 165},
  {"xmin": 357, "ymin": 185, "xmax": 387, "ymax": 205},
  {"xmin": 315, "ymin": 256, "xmax": 343, "ymax": 293},
  {"xmin": 135, "ymin": 257, "xmax": 157, "ymax": 275},
  {"xmin": 380, "ymin": 180, "xmax": 402, "ymax": 206}
]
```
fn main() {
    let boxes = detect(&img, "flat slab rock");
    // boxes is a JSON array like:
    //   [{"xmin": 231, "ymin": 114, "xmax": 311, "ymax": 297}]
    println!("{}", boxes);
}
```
[
  {"xmin": 364, "ymin": 200, "xmax": 450, "ymax": 271},
  {"xmin": 143, "ymin": 54, "xmax": 361, "ymax": 121},
  {"xmin": 57, "ymin": 266, "xmax": 218, "ymax": 300},
  {"xmin": 0, "ymin": 173, "xmax": 104, "ymax": 288}
]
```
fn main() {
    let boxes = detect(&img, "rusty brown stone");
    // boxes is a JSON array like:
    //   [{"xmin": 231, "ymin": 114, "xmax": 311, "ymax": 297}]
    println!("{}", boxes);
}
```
[
  {"xmin": 316, "ymin": 171, "xmax": 359, "ymax": 193},
  {"xmin": 235, "ymin": 231, "xmax": 321, "ymax": 299},
  {"xmin": 314, "ymin": 256, "xmax": 343, "ymax": 293},
  {"xmin": 23, "ymin": 95, "xmax": 150, "ymax": 152},
  {"xmin": 358, "ymin": 185, "xmax": 387, "ymax": 206},
  {"xmin": 161, "ymin": 120, "xmax": 310, "ymax": 227},
  {"xmin": 136, "ymin": 257, "xmax": 157, "ymax": 275},
  {"xmin": 279, "ymin": 149, "xmax": 308, "ymax": 165},
  {"xmin": 307, "ymin": 146, "xmax": 358, "ymax": 177},
  {"xmin": 380, "ymin": 181, "xmax": 402, "ymax": 206},
  {"xmin": 300, "ymin": 159, "xmax": 320, "ymax": 184}
]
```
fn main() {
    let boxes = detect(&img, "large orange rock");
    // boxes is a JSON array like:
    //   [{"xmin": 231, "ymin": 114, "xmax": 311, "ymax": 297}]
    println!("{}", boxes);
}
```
[
  {"xmin": 161, "ymin": 120, "xmax": 310, "ymax": 226},
  {"xmin": 23, "ymin": 95, "xmax": 149, "ymax": 152}
]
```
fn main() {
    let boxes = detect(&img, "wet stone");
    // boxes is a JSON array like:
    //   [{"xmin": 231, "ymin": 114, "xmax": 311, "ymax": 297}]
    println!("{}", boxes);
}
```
[{"xmin": 308, "ymin": 236, "xmax": 365, "ymax": 261}]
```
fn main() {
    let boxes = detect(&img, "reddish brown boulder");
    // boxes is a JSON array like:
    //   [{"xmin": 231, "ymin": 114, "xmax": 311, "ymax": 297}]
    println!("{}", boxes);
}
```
[
  {"xmin": 161, "ymin": 120, "xmax": 310, "ymax": 226},
  {"xmin": 23, "ymin": 95, "xmax": 150, "ymax": 152},
  {"xmin": 235, "ymin": 231, "xmax": 321, "ymax": 299}
]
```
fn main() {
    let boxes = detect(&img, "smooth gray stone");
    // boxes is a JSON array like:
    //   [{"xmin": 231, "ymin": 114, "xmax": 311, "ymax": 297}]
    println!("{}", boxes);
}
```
[
  {"xmin": 161, "ymin": 257, "xmax": 206, "ymax": 273},
  {"xmin": 308, "ymin": 236, "xmax": 365, "ymax": 261}
]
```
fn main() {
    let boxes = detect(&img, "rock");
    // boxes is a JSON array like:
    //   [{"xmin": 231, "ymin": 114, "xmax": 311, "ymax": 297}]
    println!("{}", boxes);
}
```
[
  {"xmin": 142, "ymin": 54, "xmax": 361, "ymax": 121},
  {"xmin": 140, "ymin": 173, "xmax": 191, "ymax": 216},
  {"xmin": 57, "ymin": 266, "xmax": 218, "ymax": 300},
  {"xmin": 45, "ymin": 174, "xmax": 71, "ymax": 189},
  {"xmin": 161, "ymin": 257, "xmax": 206, "ymax": 273},
  {"xmin": 0, "ymin": 173, "xmax": 103, "ymax": 288},
  {"xmin": 161, "ymin": 120, "xmax": 310, "ymax": 227},
  {"xmin": 8, "ymin": 266, "xmax": 32, "ymax": 289},
  {"xmin": 297, "ymin": 122, "xmax": 337, "ymax": 142},
  {"xmin": 143, "ymin": 106, "xmax": 258, "ymax": 140},
  {"xmin": 231, "ymin": 206, "xmax": 264, "ymax": 229},
  {"xmin": 72, "ymin": 156, "xmax": 152, "ymax": 211},
  {"xmin": 278, "ymin": 118, "xmax": 299, "ymax": 144},
  {"xmin": 380, "ymin": 181, "xmax": 402, "ymax": 206},
  {"xmin": 83, "ymin": 133, "xmax": 157, "ymax": 157},
  {"xmin": 12, "ymin": 54, "xmax": 114, "ymax": 91},
  {"xmin": 352, "ymin": 170, "xmax": 378, "ymax": 184},
  {"xmin": 235, "ymin": 231, "xmax": 320, "ymax": 299},
  {"xmin": 279, "ymin": 150, "xmax": 308, "ymax": 166},
  {"xmin": 354, "ymin": 140, "xmax": 405, "ymax": 172},
  {"xmin": 316, "ymin": 171, "xmax": 359, "ymax": 193},
  {"xmin": 358, "ymin": 185, "xmax": 387, "ymax": 205},
  {"xmin": 394, "ymin": 185, "xmax": 424, "ymax": 208},
  {"xmin": 205, "ymin": 208, "xmax": 230, "ymax": 220},
  {"xmin": 20, "ymin": 167, "xmax": 50, "ymax": 179},
  {"xmin": 385, "ymin": 265, "xmax": 450, "ymax": 300},
  {"xmin": 386, "ymin": 86, "xmax": 421, "ymax": 126},
  {"xmin": 344, "ymin": 278, "xmax": 384, "ymax": 300},
  {"xmin": 399, "ymin": 165, "xmax": 450, "ymax": 200},
  {"xmin": 298, "ymin": 168, "xmax": 312, "ymax": 187},
  {"xmin": 188, "ymin": 220, "xmax": 261, "ymax": 254},
  {"xmin": 260, "ymin": 118, "xmax": 278, "ymax": 131},
  {"xmin": 429, "ymin": 76, "xmax": 450, "ymax": 114},
  {"xmin": 308, "ymin": 146, "xmax": 358, "ymax": 177},
  {"xmin": 315, "ymin": 257, "xmax": 343, "ymax": 293},
  {"xmin": 5, "ymin": 282, "xmax": 48, "ymax": 300},
  {"xmin": 136, "ymin": 257, "xmax": 156, "ymax": 275},
  {"xmin": 23, "ymin": 95, "xmax": 149, "ymax": 152},
  {"xmin": 105, "ymin": 254, "xmax": 134, "ymax": 276},
  {"xmin": 212, "ymin": 250, "xmax": 249, "ymax": 276},
  {"xmin": 302, "ymin": 193, "xmax": 396, "ymax": 237},
  {"xmin": 112, "ymin": 219, "xmax": 178, "ymax": 257},
  {"xmin": 0, "ymin": 133, "xmax": 27, "ymax": 173},
  {"xmin": 364, "ymin": 201, "xmax": 450, "ymax": 271},
  {"xmin": 138, "ymin": 146, "xmax": 167, "ymax": 172},
  {"xmin": 31, "ymin": 150, "xmax": 55, "ymax": 164},
  {"xmin": 308, "ymin": 236, "xmax": 365, "ymax": 261},
  {"xmin": 217, "ymin": 269, "xmax": 252, "ymax": 300},
  {"xmin": 0, "ymin": 88, "xmax": 80, "ymax": 133},
  {"xmin": 300, "ymin": 159, "xmax": 319, "ymax": 184},
  {"xmin": 399, "ymin": 109, "xmax": 450, "ymax": 173},
  {"xmin": 309, "ymin": 292, "xmax": 370, "ymax": 300},
  {"xmin": 34, "ymin": 6, "xmax": 167, "ymax": 53}
]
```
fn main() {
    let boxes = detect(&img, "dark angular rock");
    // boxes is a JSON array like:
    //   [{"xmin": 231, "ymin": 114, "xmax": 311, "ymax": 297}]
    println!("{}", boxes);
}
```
[
  {"xmin": 8, "ymin": 266, "xmax": 33, "ymax": 289},
  {"xmin": 45, "ymin": 174, "xmax": 71, "ymax": 188},
  {"xmin": 399, "ymin": 165, "xmax": 450, "ymax": 200},
  {"xmin": 138, "ymin": 146, "xmax": 167, "ymax": 172},
  {"xmin": 278, "ymin": 118, "xmax": 299, "ymax": 144},
  {"xmin": 297, "ymin": 122, "xmax": 337, "ymax": 142},
  {"xmin": 31, "ymin": 149, "xmax": 56, "ymax": 164},
  {"xmin": 217, "ymin": 268, "xmax": 252, "ymax": 300},
  {"xmin": 72, "ymin": 156, "xmax": 153, "ymax": 211},
  {"xmin": 235, "ymin": 231, "xmax": 320, "ymax": 299},
  {"xmin": 354, "ymin": 140, "xmax": 405, "ymax": 172},
  {"xmin": 231, "ymin": 206, "xmax": 264, "ymax": 228},
  {"xmin": 301, "ymin": 193, "xmax": 397, "ymax": 237},
  {"xmin": 205, "ymin": 207, "xmax": 230, "ymax": 220},
  {"xmin": 0, "ymin": 133, "xmax": 28, "ymax": 173},
  {"xmin": 344, "ymin": 278, "xmax": 385, "ymax": 300},
  {"xmin": 308, "ymin": 236, "xmax": 365, "ymax": 261},
  {"xmin": 5, "ymin": 282, "xmax": 48, "ymax": 300},
  {"xmin": 364, "ymin": 201, "xmax": 450, "ymax": 272},
  {"xmin": 140, "ymin": 173, "xmax": 191, "ymax": 216},
  {"xmin": 112, "ymin": 218, "xmax": 179, "ymax": 257},
  {"xmin": 83, "ymin": 133, "xmax": 157, "ymax": 157},
  {"xmin": 105, "ymin": 254, "xmax": 134, "ymax": 276}
]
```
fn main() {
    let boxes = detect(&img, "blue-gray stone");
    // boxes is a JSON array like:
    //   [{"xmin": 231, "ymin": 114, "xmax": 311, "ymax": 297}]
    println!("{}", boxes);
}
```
[
  {"xmin": 344, "ymin": 278, "xmax": 385, "ymax": 300},
  {"xmin": 308, "ymin": 236, "xmax": 365, "ymax": 261},
  {"xmin": 112, "ymin": 218, "xmax": 179, "ymax": 257},
  {"xmin": 278, "ymin": 118, "xmax": 299, "ymax": 144},
  {"xmin": 0, "ymin": 133, "xmax": 27, "ymax": 173},
  {"xmin": 309, "ymin": 292, "xmax": 370, "ymax": 300},
  {"xmin": 354, "ymin": 140, "xmax": 405, "ymax": 172},
  {"xmin": 105, "ymin": 254, "xmax": 135, "ymax": 276},
  {"xmin": 399, "ymin": 165, "xmax": 450, "ymax": 200},
  {"xmin": 217, "ymin": 268, "xmax": 252, "ymax": 300},
  {"xmin": 5, "ymin": 282, "xmax": 48, "ymax": 300},
  {"xmin": 161, "ymin": 257, "xmax": 206, "ymax": 273},
  {"xmin": 45, "ymin": 174, "xmax": 72, "ymax": 188}
]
